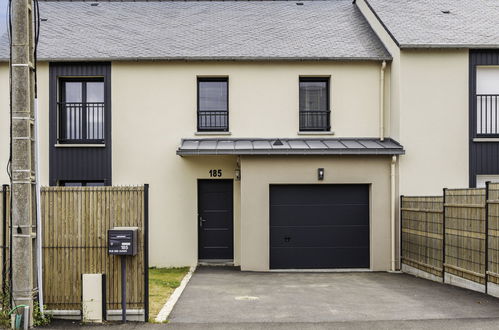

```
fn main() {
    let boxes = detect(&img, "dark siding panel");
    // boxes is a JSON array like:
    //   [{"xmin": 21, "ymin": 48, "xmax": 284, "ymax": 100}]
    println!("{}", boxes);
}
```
[
  {"xmin": 469, "ymin": 50, "xmax": 499, "ymax": 187},
  {"xmin": 49, "ymin": 62, "xmax": 112, "ymax": 186}
]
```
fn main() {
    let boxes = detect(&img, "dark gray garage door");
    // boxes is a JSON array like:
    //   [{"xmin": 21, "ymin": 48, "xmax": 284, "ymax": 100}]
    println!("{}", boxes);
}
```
[{"xmin": 270, "ymin": 184, "xmax": 370, "ymax": 269}]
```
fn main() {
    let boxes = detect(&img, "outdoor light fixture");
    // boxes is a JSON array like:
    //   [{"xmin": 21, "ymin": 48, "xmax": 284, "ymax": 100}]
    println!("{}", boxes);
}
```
[
  {"xmin": 235, "ymin": 168, "xmax": 241, "ymax": 181},
  {"xmin": 318, "ymin": 168, "xmax": 324, "ymax": 181}
]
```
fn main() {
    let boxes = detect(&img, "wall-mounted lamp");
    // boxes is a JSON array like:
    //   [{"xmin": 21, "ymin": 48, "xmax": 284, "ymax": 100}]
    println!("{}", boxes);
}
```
[
  {"xmin": 318, "ymin": 168, "xmax": 324, "ymax": 181},
  {"xmin": 235, "ymin": 168, "xmax": 241, "ymax": 181}
]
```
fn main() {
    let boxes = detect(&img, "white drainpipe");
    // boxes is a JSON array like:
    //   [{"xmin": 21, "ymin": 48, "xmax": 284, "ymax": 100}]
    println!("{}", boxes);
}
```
[
  {"xmin": 35, "ymin": 99, "xmax": 44, "ymax": 313},
  {"xmin": 379, "ymin": 61, "xmax": 387, "ymax": 141},
  {"xmin": 390, "ymin": 155, "xmax": 397, "ymax": 272}
]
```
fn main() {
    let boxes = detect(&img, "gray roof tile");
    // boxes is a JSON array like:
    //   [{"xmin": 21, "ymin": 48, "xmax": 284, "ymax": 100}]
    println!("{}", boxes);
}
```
[
  {"xmin": 358, "ymin": 140, "xmax": 382, "ymax": 149},
  {"xmin": 217, "ymin": 141, "xmax": 235, "ymax": 150},
  {"xmin": 288, "ymin": 140, "xmax": 309, "ymax": 149},
  {"xmin": 198, "ymin": 140, "xmax": 218, "ymax": 149},
  {"xmin": 305, "ymin": 140, "xmax": 328, "ymax": 149},
  {"xmin": 341, "ymin": 140, "xmax": 365, "ymax": 149},
  {"xmin": 365, "ymin": 0, "xmax": 499, "ymax": 48},
  {"xmin": 323, "ymin": 140, "xmax": 347, "ymax": 149},
  {"xmin": 0, "ymin": 0, "xmax": 391, "ymax": 61},
  {"xmin": 235, "ymin": 140, "xmax": 253, "ymax": 150},
  {"xmin": 253, "ymin": 141, "xmax": 272, "ymax": 149}
]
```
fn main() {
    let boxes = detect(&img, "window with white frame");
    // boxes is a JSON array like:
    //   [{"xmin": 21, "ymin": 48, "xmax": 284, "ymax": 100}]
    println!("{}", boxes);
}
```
[{"xmin": 476, "ymin": 67, "xmax": 499, "ymax": 136}]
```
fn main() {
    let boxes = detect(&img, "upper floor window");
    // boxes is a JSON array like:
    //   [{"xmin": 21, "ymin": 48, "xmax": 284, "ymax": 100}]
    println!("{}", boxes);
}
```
[
  {"xmin": 476, "ymin": 67, "xmax": 499, "ymax": 136},
  {"xmin": 58, "ymin": 78, "xmax": 105, "ymax": 143},
  {"xmin": 198, "ymin": 78, "xmax": 228, "ymax": 132},
  {"xmin": 299, "ymin": 77, "xmax": 330, "ymax": 132}
]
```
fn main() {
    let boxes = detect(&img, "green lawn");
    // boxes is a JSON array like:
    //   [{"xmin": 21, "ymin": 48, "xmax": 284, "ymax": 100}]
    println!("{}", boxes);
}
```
[{"xmin": 149, "ymin": 267, "xmax": 190, "ymax": 322}]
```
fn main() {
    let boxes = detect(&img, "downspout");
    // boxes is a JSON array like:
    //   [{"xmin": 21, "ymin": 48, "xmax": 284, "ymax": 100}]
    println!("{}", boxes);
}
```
[
  {"xmin": 379, "ymin": 61, "xmax": 387, "ymax": 141},
  {"xmin": 390, "ymin": 155, "xmax": 397, "ymax": 272},
  {"xmin": 35, "ymin": 98, "xmax": 44, "ymax": 313}
]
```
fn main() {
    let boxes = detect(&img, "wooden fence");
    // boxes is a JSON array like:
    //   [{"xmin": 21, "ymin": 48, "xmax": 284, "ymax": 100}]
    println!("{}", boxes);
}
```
[
  {"xmin": 488, "ymin": 184, "xmax": 499, "ymax": 286},
  {"xmin": 444, "ymin": 188, "xmax": 486, "ymax": 285},
  {"xmin": 401, "ymin": 196, "xmax": 443, "ymax": 278},
  {"xmin": 0, "ymin": 185, "xmax": 149, "ymax": 320},
  {"xmin": 401, "ymin": 183, "xmax": 499, "ymax": 295}
]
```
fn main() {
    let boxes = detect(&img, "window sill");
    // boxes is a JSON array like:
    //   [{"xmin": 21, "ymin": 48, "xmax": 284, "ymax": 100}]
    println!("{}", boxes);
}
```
[
  {"xmin": 195, "ymin": 131, "xmax": 232, "ymax": 136},
  {"xmin": 55, "ymin": 144, "xmax": 106, "ymax": 148},
  {"xmin": 473, "ymin": 138, "xmax": 499, "ymax": 143},
  {"xmin": 297, "ymin": 131, "xmax": 335, "ymax": 136}
]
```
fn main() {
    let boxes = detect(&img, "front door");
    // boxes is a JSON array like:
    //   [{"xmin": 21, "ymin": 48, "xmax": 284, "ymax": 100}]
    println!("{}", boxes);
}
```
[{"xmin": 198, "ymin": 180, "xmax": 234, "ymax": 260}]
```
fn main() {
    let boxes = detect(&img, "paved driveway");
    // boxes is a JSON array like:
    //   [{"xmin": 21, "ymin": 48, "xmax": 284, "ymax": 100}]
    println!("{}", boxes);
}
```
[{"xmin": 169, "ymin": 266, "xmax": 499, "ymax": 325}]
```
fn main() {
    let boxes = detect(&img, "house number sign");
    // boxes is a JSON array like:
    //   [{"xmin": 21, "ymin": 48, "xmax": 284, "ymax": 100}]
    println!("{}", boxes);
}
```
[{"xmin": 209, "ymin": 169, "xmax": 223, "ymax": 177}]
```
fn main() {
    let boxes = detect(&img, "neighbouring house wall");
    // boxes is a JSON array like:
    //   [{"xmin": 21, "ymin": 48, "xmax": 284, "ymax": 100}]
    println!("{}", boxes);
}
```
[
  {"xmin": 111, "ymin": 61, "xmax": 386, "ymax": 267},
  {"xmin": 240, "ymin": 155, "xmax": 392, "ymax": 271},
  {"xmin": 469, "ymin": 51, "xmax": 499, "ymax": 188},
  {"xmin": 398, "ymin": 49, "xmax": 469, "ymax": 195},
  {"xmin": 0, "ymin": 63, "xmax": 50, "ymax": 186},
  {"xmin": 358, "ymin": 1, "xmax": 470, "ymax": 196}
]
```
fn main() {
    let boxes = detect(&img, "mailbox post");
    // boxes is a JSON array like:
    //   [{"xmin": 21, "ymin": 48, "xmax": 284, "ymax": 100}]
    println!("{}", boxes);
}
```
[{"xmin": 108, "ymin": 227, "xmax": 139, "ymax": 322}]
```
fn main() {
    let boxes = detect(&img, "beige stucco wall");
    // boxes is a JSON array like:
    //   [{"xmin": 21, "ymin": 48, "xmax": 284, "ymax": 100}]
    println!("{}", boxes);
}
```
[
  {"xmin": 111, "ymin": 61, "xmax": 386, "ymax": 267},
  {"xmin": 0, "ymin": 53, "xmax": 469, "ymax": 268},
  {"xmin": 240, "ymin": 156, "xmax": 393, "ymax": 271},
  {"xmin": 0, "ymin": 60, "xmax": 387, "ymax": 268},
  {"xmin": 111, "ymin": 61, "xmax": 385, "ymax": 138},
  {"xmin": 398, "ymin": 50, "xmax": 469, "ymax": 195},
  {"xmin": 356, "ymin": 0, "xmax": 399, "ymax": 141},
  {"xmin": 0, "ymin": 63, "xmax": 50, "ymax": 186}
]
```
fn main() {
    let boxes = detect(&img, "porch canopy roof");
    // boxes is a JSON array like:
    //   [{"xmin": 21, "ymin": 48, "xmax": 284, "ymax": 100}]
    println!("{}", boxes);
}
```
[{"xmin": 176, "ymin": 138, "xmax": 405, "ymax": 156}]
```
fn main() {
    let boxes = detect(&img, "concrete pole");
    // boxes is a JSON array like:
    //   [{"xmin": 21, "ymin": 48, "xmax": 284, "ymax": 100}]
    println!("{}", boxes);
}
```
[{"xmin": 10, "ymin": 0, "xmax": 36, "ymax": 326}]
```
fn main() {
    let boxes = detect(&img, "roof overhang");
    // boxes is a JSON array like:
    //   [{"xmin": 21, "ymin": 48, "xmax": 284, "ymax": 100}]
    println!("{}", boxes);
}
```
[{"xmin": 176, "ymin": 138, "xmax": 405, "ymax": 156}]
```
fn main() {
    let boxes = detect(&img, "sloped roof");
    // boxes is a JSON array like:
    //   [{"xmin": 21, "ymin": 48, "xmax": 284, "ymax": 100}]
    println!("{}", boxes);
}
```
[
  {"xmin": 0, "ymin": 0, "xmax": 391, "ymax": 61},
  {"xmin": 176, "ymin": 138, "xmax": 405, "ymax": 156},
  {"xmin": 364, "ymin": 0, "xmax": 499, "ymax": 48}
]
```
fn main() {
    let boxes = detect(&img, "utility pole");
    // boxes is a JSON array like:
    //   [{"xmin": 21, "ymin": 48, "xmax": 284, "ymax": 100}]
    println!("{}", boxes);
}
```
[{"xmin": 10, "ymin": 0, "xmax": 36, "ymax": 326}]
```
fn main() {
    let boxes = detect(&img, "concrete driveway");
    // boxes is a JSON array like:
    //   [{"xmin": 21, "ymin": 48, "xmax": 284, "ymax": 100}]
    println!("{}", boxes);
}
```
[{"xmin": 168, "ymin": 266, "xmax": 499, "ymax": 326}]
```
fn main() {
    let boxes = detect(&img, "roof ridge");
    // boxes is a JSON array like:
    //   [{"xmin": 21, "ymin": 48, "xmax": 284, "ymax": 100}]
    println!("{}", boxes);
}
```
[{"xmin": 38, "ymin": 0, "xmax": 338, "ymax": 2}]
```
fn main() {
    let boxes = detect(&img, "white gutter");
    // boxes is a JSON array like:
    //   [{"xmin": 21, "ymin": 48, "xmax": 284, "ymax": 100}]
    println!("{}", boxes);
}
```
[
  {"xmin": 379, "ymin": 61, "xmax": 386, "ymax": 141},
  {"xmin": 390, "ymin": 155, "xmax": 397, "ymax": 272},
  {"xmin": 34, "ymin": 99, "xmax": 44, "ymax": 313}
]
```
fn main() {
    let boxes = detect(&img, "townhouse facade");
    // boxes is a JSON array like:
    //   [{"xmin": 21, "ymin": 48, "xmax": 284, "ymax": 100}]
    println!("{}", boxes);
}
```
[{"xmin": 0, "ymin": 0, "xmax": 498, "ymax": 271}]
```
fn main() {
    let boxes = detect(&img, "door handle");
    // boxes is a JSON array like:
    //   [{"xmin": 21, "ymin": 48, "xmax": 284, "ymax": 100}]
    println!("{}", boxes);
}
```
[{"xmin": 199, "ymin": 216, "xmax": 207, "ymax": 227}]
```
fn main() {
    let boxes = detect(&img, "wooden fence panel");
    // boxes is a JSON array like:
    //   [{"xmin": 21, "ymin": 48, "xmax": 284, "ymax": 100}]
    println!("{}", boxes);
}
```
[
  {"xmin": 444, "ymin": 188, "xmax": 486, "ymax": 285},
  {"xmin": 401, "ymin": 196, "xmax": 443, "ymax": 277},
  {"xmin": 41, "ymin": 186, "xmax": 146, "ymax": 313},
  {"xmin": 488, "ymin": 183, "xmax": 499, "ymax": 285}
]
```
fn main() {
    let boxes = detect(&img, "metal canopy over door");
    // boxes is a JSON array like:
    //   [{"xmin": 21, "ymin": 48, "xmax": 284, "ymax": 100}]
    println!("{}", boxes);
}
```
[
  {"xmin": 270, "ymin": 184, "xmax": 370, "ymax": 269},
  {"xmin": 198, "ymin": 180, "xmax": 234, "ymax": 260}
]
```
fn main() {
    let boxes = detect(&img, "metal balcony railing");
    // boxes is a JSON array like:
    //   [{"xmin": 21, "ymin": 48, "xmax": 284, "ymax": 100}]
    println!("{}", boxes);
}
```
[
  {"xmin": 299, "ymin": 110, "xmax": 331, "ymax": 132},
  {"xmin": 58, "ymin": 102, "xmax": 105, "ymax": 143},
  {"xmin": 477, "ymin": 94, "xmax": 499, "ymax": 137},
  {"xmin": 198, "ymin": 110, "xmax": 229, "ymax": 132}
]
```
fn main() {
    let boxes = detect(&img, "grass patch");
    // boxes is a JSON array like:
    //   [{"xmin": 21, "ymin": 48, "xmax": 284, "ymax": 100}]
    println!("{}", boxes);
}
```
[{"xmin": 149, "ymin": 267, "xmax": 189, "ymax": 322}]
